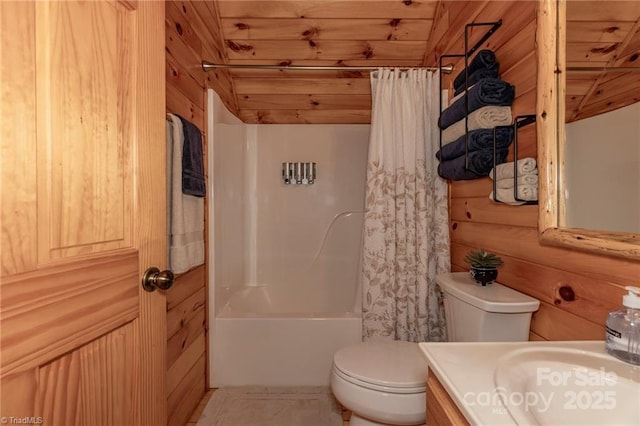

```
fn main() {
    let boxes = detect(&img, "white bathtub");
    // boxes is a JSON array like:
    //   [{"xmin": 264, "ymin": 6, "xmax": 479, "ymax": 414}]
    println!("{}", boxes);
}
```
[{"xmin": 211, "ymin": 285, "xmax": 362, "ymax": 387}]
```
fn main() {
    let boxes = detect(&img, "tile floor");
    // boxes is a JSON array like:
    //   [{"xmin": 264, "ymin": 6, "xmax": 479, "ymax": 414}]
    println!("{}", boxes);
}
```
[{"xmin": 190, "ymin": 387, "xmax": 351, "ymax": 426}]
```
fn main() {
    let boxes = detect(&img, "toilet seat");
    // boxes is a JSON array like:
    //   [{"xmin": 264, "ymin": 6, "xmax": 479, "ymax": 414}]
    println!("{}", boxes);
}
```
[
  {"xmin": 333, "ymin": 364, "xmax": 426, "ymax": 394},
  {"xmin": 332, "ymin": 341, "xmax": 427, "ymax": 394}
]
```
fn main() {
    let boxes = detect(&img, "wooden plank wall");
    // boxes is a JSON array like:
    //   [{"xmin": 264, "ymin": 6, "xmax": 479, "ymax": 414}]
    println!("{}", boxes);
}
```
[
  {"xmin": 428, "ymin": 1, "xmax": 640, "ymax": 341},
  {"xmin": 164, "ymin": 1, "xmax": 238, "ymax": 424}
]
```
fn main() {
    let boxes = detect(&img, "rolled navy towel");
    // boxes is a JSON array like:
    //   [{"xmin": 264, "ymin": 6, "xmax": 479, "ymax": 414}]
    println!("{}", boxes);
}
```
[
  {"xmin": 437, "ymin": 148, "xmax": 509, "ymax": 181},
  {"xmin": 453, "ymin": 67, "xmax": 500, "ymax": 96},
  {"xmin": 436, "ymin": 127, "xmax": 514, "ymax": 162},
  {"xmin": 439, "ymin": 78, "xmax": 515, "ymax": 130},
  {"xmin": 453, "ymin": 50, "xmax": 499, "ymax": 91}
]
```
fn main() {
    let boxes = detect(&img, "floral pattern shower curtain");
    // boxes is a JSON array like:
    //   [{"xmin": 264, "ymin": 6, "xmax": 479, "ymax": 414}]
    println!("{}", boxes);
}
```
[{"xmin": 362, "ymin": 68, "xmax": 450, "ymax": 342}]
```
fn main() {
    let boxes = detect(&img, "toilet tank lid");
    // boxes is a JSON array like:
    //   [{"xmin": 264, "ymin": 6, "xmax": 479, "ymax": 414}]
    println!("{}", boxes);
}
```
[{"xmin": 436, "ymin": 272, "xmax": 540, "ymax": 313}]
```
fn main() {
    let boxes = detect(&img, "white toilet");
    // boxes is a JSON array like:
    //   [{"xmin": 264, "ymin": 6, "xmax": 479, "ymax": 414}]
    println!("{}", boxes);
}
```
[{"xmin": 330, "ymin": 272, "xmax": 540, "ymax": 426}]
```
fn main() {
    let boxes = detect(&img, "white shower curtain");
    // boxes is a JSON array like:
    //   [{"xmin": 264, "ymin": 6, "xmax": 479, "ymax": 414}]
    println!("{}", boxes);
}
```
[{"xmin": 362, "ymin": 68, "xmax": 450, "ymax": 342}]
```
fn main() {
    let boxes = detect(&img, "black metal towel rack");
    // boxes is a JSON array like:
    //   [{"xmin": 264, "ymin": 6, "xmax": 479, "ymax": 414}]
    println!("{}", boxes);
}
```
[
  {"xmin": 437, "ymin": 19, "xmax": 538, "ymax": 205},
  {"xmin": 438, "ymin": 19, "xmax": 502, "ymax": 172}
]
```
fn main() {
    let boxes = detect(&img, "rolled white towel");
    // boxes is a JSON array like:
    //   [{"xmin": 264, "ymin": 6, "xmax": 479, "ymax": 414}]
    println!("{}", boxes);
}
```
[
  {"xmin": 442, "ymin": 106, "xmax": 512, "ymax": 145},
  {"xmin": 490, "ymin": 157, "xmax": 538, "ymax": 180},
  {"xmin": 495, "ymin": 173, "xmax": 538, "ymax": 189},
  {"xmin": 489, "ymin": 185, "xmax": 538, "ymax": 205}
]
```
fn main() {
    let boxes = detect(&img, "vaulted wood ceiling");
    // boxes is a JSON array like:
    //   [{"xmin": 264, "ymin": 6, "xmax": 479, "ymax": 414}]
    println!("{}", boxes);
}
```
[
  {"xmin": 565, "ymin": 1, "xmax": 640, "ymax": 122},
  {"xmin": 185, "ymin": 1, "xmax": 640, "ymax": 124}
]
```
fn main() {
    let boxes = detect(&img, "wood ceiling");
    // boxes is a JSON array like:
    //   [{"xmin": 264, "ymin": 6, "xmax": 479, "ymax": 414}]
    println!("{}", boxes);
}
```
[
  {"xmin": 565, "ymin": 1, "xmax": 640, "ymax": 123},
  {"xmin": 191, "ymin": 1, "xmax": 640, "ymax": 124},
  {"xmin": 210, "ymin": 0, "xmax": 441, "ymax": 124}
]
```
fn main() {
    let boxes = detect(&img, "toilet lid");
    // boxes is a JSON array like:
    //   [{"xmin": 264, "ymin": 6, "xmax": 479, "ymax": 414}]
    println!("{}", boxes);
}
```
[{"xmin": 333, "ymin": 341, "xmax": 427, "ymax": 391}]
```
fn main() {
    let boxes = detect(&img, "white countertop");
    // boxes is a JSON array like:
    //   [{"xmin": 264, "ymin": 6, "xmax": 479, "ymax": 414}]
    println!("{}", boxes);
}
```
[{"xmin": 418, "ymin": 340, "xmax": 608, "ymax": 426}]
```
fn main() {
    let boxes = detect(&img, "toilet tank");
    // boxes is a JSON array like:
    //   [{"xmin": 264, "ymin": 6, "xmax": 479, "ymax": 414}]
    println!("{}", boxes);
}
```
[{"xmin": 436, "ymin": 272, "xmax": 540, "ymax": 342}]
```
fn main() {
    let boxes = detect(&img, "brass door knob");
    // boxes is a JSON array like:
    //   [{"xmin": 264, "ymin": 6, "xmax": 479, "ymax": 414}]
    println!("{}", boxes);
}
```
[{"xmin": 142, "ymin": 267, "xmax": 175, "ymax": 292}]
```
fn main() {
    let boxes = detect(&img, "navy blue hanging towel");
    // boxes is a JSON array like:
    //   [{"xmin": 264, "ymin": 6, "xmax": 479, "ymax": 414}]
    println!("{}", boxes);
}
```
[{"xmin": 178, "ymin": 115, "xmax": 206, "ymax": 197}]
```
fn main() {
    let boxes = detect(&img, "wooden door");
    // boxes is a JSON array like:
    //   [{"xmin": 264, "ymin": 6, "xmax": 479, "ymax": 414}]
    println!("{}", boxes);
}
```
[{"xmin": 0, "ymin": 1, "xmax": 167, "ymax": 425}]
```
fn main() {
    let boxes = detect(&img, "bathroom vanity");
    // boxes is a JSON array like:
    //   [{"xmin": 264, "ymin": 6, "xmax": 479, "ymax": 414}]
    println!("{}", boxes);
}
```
[
  {"xmin": 425, "ymin": 373, "xmax": 469, "ymax": 425},
  {"xmin": 420, "ymin": 341, "xmax": 640, "ymax": 425}
]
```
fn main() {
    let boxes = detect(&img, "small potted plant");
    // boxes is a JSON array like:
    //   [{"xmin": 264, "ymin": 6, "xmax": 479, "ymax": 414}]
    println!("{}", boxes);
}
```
[{"xmin": 464, "ymin": 248, "xmax": 504, "ymax": 286}]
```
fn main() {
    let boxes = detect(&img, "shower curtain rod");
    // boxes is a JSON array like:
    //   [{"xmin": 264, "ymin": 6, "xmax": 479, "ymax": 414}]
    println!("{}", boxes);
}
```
[{"xmin": 202, "ymin": 61, "xmax": 454, "ymax": 73}]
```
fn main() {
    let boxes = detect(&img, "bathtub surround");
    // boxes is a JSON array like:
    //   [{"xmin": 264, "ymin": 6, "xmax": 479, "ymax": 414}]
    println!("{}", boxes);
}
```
[
  {"xmin": 196, "ymin": 387, "xmax": 342, "ymax": 426},
  {"xmin": 209, "ymin": 91, "xmax": 368, "ymax": 387},
  {"xmin": 213, "ymin": 284, "xmax": 361, "ymax": 386},
  {"xmin": 362, "ymin": 68, "xmax": 450, "ymax": 342}
]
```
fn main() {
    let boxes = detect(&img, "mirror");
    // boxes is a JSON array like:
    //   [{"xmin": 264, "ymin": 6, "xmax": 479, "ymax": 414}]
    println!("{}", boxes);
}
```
[
  {"xmin": 564, "ymin": 1, "xmax": 640, "ymax": 234},
  {"xmin": 537, "ymin": 0, "xmax": 640, "ymax": 260}
]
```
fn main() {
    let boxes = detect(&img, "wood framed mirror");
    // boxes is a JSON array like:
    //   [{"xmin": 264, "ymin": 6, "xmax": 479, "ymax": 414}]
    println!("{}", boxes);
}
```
[{"xmin": 537, "ymin": 0, "xmax": 640, "ymax": 260}]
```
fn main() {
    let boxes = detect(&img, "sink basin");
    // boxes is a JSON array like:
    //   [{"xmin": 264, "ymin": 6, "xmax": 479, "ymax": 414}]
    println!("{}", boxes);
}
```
[{"xmin": 495, "ymin": 347, "xmax": 640, "ymax": 425}]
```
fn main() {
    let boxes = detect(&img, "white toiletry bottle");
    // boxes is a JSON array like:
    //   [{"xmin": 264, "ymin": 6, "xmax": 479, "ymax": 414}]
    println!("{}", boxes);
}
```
[{"xmin": 605, "ymin": 286, "xmax": 640, "ymax": 365}]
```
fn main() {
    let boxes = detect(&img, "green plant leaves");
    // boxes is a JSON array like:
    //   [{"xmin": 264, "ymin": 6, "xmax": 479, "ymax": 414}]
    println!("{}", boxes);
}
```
[{"xmin": 464, "ymin": 248, "xmax": 504, "ymax": 267}]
